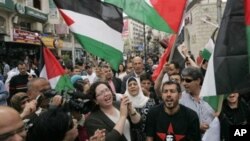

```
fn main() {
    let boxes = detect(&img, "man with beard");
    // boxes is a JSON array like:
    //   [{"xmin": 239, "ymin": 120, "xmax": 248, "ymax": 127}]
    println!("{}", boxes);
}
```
[{"xmin": 145, "ymin": 81, "xmax": 201, "ymax": 141}]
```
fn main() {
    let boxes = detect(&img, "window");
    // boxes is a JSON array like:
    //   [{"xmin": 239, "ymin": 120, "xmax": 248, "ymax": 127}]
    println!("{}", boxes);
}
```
[
  {"xmin": 19, "ymin": 22, "xmax": 31, "ymax": 31},
  {"xmin": 34, "ymin": 0, "xmax": 41, "ymax": 10},
  {"xmin": 0, "ymin": 16, "xmax": 6, "ymax": 34}
]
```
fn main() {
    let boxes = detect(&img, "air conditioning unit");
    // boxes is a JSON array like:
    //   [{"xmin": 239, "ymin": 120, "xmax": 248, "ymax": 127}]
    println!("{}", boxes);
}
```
[{"xmin": 31, "ymin": 22, "xmax": 43, "ymax": 32}]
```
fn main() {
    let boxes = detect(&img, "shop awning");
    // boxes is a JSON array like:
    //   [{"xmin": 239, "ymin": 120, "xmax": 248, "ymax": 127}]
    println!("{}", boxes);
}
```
[{"xmin": 3, "ymin": 41, "xmax": 41, "ymax": 48}]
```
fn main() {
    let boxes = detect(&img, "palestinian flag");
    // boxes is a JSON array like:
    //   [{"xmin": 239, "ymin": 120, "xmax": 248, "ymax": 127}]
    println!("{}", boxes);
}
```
[
  {"xmin": 169, "ymin": 28, "xmax": 186, "ymax": 70},
  {"xmin": 200, "ymin": 32, "xmax": 224, "ymax": 113},
  {"xmin": 152, "ymin": 34, "xmax": 176, "ymax": 81},
  {"xmin": 53, "ymin": 0, "xmax": 123, "ymax": 70},
  {"xmin": 201, "ymin": 0, "xmax": 250, "ymax": 96},
  {"xmin": 201, "ymin": 28, "xmax": 218, "ymax": 61},
  {"xmin": 104, "ymin": 0, "xmax": 187, "ymax": 33},
  {"xmin": 200, "ymin": 35, "xmax": 217, "ymax": 97},
  {"xmin": 39, "ymin": 44, "xmax": 73, "ymax": 92}
]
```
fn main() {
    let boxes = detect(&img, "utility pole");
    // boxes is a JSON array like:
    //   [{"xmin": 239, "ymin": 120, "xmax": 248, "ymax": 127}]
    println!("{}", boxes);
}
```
[
  {"xmin": 217, "ymin": 0, "xmax": 222, "ymax": 25},
  {"xmin": 143, "ymin": 24, "xmax": 147, "ymax": 62}
]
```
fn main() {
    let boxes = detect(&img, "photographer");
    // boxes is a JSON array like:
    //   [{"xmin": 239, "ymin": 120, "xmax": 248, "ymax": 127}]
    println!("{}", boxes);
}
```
[
  {"xmin": 64, "ymin": 90, "xmax": 93, "ymax": 141},
  {"xmin": 26, "ymin": 78, "xmax": 63, "ymax": 109},
  {"xmin": 39, "ymin": 85, "xmax": 93, "ymax": 141},
  {"xmin": 10, "ymin": 92, "xmax": 37, "ymax": 119},
  {"xmin": 26, "ymin": 108, "xmax": 78, "ymax": 141}
]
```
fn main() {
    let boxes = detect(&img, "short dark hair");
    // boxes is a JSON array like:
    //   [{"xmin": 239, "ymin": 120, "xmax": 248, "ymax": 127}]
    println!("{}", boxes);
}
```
[
  {"xmin": 64, "ymin": 63, "xmax": 73, "ymax": 71},
  {"xmin": 85, "ymin": 65, "xmax": 91, "ymax": 70},
  {"xmin": 170, "ymin": 61, "xmax": 180, "ymax": 69},
  {"xmin": 17, "ymin": 61, "xmax": 25, "ymax": 66},
  {"xmin": 161, "ymin": 81, "xmax": 181, "ymax": 93},
  {"xmin": 140, "ymin": 73, "xmax": 153, "ymax": 83},
  {"xmin": 27, "ymin": 108, "xmax": 72, "ymax": 141}
]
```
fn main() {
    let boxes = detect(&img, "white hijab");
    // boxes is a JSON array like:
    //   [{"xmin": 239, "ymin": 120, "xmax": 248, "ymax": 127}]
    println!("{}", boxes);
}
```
[{"xmin": 124, "ymin": 77, "xmax": 149, "ymax": 108}]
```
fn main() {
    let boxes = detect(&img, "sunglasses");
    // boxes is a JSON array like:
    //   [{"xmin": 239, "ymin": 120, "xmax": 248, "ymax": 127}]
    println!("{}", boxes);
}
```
[{"xmin": 182, "ymin": 78, "xmax": 194, "ymax": 83}]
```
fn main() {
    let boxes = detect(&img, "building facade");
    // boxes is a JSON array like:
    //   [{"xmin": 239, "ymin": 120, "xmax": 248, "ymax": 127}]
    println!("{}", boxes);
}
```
[
  {"xmin": 122, "ymin": 18, "xmax": 144, "ymax": 57},
  {"xmin": 0, "ymin": 0, "xmax": 85, "ymax": 67},
  {"xmin": 122, "ymin": 17, "xmax": 167, "ymax": 60},
  {"xmin": 184, "ymin": 0, "xmax": 226, "ymax": 57}
]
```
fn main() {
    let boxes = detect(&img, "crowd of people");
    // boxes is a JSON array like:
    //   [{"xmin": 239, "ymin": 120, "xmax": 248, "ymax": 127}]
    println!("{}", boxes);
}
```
[{"xmin": 0, "ymin": 50, "xmax": 250, "ymax": 141}]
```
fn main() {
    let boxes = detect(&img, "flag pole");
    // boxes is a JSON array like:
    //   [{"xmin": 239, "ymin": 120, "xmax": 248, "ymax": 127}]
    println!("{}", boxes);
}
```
[
  {"xmin": 71, "ymin": 34, "xmax": 76, "ymax": 66},
  {"xmin": 168, "ymin": 1, "xmax": 188, "ymax": 63},
  {"xmin": 35, "ymin": 33, "xmax": 46, "ymax": 73}
]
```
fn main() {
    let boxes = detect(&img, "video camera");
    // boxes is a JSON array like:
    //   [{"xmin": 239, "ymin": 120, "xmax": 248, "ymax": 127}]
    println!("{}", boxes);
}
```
[{"xmin": 37, "ymin": 89, "xmax": 92, "ymax": 114}]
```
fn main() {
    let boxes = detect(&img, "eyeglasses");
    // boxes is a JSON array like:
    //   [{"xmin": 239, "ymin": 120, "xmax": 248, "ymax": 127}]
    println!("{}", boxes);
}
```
[
  {"xmin": 182, "ymin": 78, "xmax": 194, "ymax": 83},
  {"xmin": 96, "ymin": 88, "xmax": 111, "ymax": 97},
  {"xmin": 0, "ymin": 125, "xmax": 26, "ymax": 140}
]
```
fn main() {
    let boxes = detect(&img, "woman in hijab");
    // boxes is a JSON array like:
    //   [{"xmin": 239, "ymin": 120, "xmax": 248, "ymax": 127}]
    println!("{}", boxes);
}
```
[{"xmin": 124, "ymin": 77, "xmax": 156, "ymax": 141}]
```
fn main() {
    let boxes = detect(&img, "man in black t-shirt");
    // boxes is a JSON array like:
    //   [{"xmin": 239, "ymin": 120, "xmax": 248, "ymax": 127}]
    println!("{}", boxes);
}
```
[
  {"xmin": 145, "ymin": 81, "xmax": 201, "ymax": 141},
  {"xmin": 8, "ymin": 61, "xmax": 29, "ymax": 104}
]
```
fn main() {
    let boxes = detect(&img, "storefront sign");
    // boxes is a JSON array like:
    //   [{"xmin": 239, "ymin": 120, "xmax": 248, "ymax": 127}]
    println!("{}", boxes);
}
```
[
  {"xmin": 15, "ymin": 3, "xmax": 25, "ymax": 14},
  {"xmin": 13, "ymin": 28, "xmax": 40, "ymax": 45},
  {"xmin": 25, "ymin": 6, "xmax": 48, "ymax": 22},
  {"xmin": 41, "ymin": 37, "xmax": 63, "ymax": 48}
]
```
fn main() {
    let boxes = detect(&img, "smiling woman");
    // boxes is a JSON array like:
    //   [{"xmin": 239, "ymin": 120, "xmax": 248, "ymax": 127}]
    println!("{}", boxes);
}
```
[{"xmin": 85, "ymin": 81, "xmax": 141, "ymax": 141}]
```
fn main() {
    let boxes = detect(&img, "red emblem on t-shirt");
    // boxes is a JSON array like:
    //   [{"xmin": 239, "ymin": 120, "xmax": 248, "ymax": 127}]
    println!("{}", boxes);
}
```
[{"xmin": 157, "ymin": 123, "xmax": 185, "ymax": 141}]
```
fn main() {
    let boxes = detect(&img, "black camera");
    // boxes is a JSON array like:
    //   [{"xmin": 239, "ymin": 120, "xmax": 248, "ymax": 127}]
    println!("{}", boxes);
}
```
[
  {"xmin": 39, "ymin": 89, "xmax": 92, "ymax": 114},
  {"xmin": 43, "ymin": 89, "xmax": 58, "ymax": 98},
  {"xmin": 67, "ymin": 98, "xmax": 91, "ymax": 114}
]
